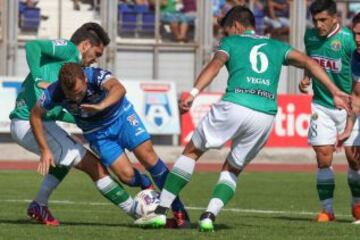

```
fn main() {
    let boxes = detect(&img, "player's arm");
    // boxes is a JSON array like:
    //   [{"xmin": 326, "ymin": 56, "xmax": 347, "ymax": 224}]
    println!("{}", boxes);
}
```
[
  {"xmin": 299, "ymin": 70, "xmax": 311, "ymax": 94},
  {"xmin": 287, "ymin": 49, "xmax": 351, "ymax": 112},
  {"xmin": 30, "ymin": 102, "xmax": 56, "ymax": 175},
  {"xmin": 25, "ymin": 39, "xmax": 73, "ymax": 88},
  {"xmin": 180, "ymin": 51, "xmax": 228, "ymax": 113},
  {"xmin": 80, "ymin": 78, "xmax": 126, "ymax": 112}
]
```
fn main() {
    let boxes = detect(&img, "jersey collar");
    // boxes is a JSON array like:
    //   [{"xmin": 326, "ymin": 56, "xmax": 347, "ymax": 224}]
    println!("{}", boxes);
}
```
[
  {"xmin": 327, "ymin": 23, "xmax": 340, "ymax": 39},
  {"xmin": 243, "ymin": 30, "xmax": 255, "ymax": 35}
]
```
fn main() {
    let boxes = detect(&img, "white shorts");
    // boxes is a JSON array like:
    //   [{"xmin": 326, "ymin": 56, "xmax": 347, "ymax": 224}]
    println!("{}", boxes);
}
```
[
  {"xmin": 308, "ymin": 103, "xmax": 360, "ymax": 146},
  {"xmin": 10, "ymin": 119, "xmax": 86, "ymax": 167},
  {"xmin": 192, "ymin": 101, "xmax": 275, "ymax": 169}
]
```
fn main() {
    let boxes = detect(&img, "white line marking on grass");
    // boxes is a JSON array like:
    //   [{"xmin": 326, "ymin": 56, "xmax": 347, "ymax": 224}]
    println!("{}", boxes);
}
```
[{"xmin": 0, "ymin": 199, "xmax": 352, "ymax": 218}]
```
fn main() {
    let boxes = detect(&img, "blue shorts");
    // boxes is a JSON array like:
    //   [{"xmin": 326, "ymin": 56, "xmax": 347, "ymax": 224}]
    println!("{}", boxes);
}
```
[{"xmin": 84, "ymin": 106, "xmax": 150, "ymax": 167}]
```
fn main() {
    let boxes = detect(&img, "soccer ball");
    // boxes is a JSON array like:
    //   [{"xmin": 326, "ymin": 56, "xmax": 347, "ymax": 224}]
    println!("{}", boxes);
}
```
[{"xmin": 133, "ymin": 189, "xmax": 160, "ymax": 217}]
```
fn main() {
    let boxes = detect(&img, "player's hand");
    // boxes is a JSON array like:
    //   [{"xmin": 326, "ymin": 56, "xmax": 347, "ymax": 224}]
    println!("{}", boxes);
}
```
[
  {"xmin": 80, "ymin": 103, "xmax": 104, "ymax": 113},
  {"xmin": 298, "ymin": 78, "xmax": 311, "ymax": 94},
  {"xmin": 333, "ymin": 90, "xmax": 351, "ymax": 114},
  {"xmin": 37, "ymin": 81, "xmax": 51, "ymax": 89},
  {"xmin": 179, "ymin": 93, "xmax": 194, "ymax": 114},
  {"xmin": 335, "ymin": 130, "xmax": 351, "ymax": 152},
  {"xmin": 38, "ymin": 149, "xmax": 55, "ymax": 176}
]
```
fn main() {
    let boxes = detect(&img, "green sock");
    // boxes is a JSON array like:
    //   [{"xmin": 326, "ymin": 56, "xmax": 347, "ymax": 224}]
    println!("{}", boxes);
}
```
[
  {"xmin": 96, "ymin": 176, "xmax": 133, "ymax": 216},
  {"xmin": 317, "ymin": 182, "xmax": 335, "ymax": 201},
  {"xmin": 49, "ymin": 165, "xmax": 70, "ymax": 181}
]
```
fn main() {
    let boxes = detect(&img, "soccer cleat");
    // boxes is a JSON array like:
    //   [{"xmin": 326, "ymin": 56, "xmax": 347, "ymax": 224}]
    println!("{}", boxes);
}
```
[
  {"xmin": 165, "ymin": 209, "xmax": 191, "ymax": 229},
  {"xmin": 134, "ymin": 212, "xmax": 166, "ymax": 228},
  {"xmin": 199, "ymin": 212, "xmax": 215, "ymax": 232},
  {"xmin": 352, "ymin": 203, "xmax": 360, "ymax": 222},
  {"xmin": 314, "ymin": 211, "xmax": 335, "ymax": 222},
  {"xmin": 27, "ymin": 201, "xmax": 60, "ymax": 226}
]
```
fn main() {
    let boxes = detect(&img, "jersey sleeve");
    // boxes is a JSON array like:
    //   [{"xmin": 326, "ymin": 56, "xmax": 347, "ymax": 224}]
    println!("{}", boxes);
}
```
[
  {"xmin": 25, "ymin": 39, "xmax": 78, "ymax": 85},
  {"xmin": 217, "ymin": 37, "xmax": 231, "ymax": 59},
  {"xmin": 38, "ymin": 90, "xmax": 55, "ymax": 111},
  {"xmin": 89, "ymin": 68, "xmax": 114, "ymax": 89},
  {"xmin": 279, "ymin": 42, "xmax": 294, "ymax": 65}
]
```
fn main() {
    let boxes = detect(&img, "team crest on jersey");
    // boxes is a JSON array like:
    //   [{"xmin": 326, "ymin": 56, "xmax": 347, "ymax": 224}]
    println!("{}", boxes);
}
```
[
  {"xmin": 331, "ymin": 40, "xmax": 341, "ymax": 51},
  {"xmin": 142, "ymin": 84, "xmax": 171, "ymax": 129},
  {"xmin": 127, "ymin": 114, "xmax": 139, "ymax": 126}
]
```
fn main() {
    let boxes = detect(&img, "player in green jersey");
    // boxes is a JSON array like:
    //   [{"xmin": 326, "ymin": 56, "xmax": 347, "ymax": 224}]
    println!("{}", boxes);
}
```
[
  {"xmin": 298, "ymin": 0, "xmax": 360, "ymax": 223},
  {"xmin": 134, "ymin": 6, "xmax": 350, "ymax": 231},
  {"xmin": 333, "ymin": 13, "xmax": 360, "ymax": 224},
  {"xmin": 9, "ymin": 23, "xmax": 150, "ymax": 225}
]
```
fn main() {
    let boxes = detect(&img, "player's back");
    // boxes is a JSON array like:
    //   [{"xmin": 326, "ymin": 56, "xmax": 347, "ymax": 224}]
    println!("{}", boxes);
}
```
[
  {"xmin": 220, "ymin": 32, "xmax": 292, "ymax": 115},
  {"xmin": 10, "ymin": 40, "xmax": 80, "ymax": 121}
]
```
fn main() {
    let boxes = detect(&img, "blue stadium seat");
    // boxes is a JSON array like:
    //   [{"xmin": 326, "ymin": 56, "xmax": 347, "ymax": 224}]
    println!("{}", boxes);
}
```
[
  {"xmin": 19, "ymin": 7, "xmax": 41, "ymax": 32},
  {"xmin": 118, "ymin": 3, "xmax": 155, "ymax": 37}
]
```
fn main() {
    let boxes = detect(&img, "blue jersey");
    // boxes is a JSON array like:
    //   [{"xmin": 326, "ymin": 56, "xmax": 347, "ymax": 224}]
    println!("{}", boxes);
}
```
[
  {"xmin": 40, "ymin": 67, "xmax": 131, "ymax": 133},
  {"xmin": 352, "ymin": 50, "xmax": 360, "ymax": 82}
]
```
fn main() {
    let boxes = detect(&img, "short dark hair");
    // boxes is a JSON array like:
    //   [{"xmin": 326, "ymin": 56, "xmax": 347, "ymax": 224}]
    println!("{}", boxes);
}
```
[
  {"xmin": 59, "ymin": 63, "xmax": 85, "ymax": 91},
  {"xmin": 309, "ymin": 0, "xmax": 337, "ymax": 16},
  {"xmin": 219, "ymin": 6, "xmax": 255, "ymax": 28},
  {"xmin": 70, "ymin": 22, "xmax": 110, "ymax": 46},
  {"xmin": 353, "ymin": 12, "xmax": 360, "ymax": 27}
]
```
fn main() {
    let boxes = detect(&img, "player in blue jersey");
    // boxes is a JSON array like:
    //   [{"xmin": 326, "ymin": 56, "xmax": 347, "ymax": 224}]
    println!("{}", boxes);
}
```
[
  {"xmin": 30, "ymin": 63, "xmax": 190, "ymax": 228},
  {"xmin": 337, "ymin": 12, "xmax": 360, "ymax": 224}
]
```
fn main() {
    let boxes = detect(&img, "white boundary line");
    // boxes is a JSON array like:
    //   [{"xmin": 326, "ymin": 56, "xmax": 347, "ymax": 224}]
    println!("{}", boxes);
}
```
[{"xmin": 0, "ymin": 199, "xmax": 352, "ymax": 218}]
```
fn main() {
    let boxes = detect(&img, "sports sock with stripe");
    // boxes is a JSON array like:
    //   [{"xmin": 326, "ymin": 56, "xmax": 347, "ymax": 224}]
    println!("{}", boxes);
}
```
[{"xmin": 317, "ymin": 167, "xmax": 335, "ymax": 213}]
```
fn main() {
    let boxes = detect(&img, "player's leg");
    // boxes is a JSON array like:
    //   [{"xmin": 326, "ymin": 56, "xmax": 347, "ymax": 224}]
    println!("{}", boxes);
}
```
[
  {"xmin": 344, "ymin": 146, "xmax": 360, "ymax": 223},
  {"xmin": 199, "ymin": 106, "xmax": 274, "ymax": 232},
  {"xmin": 308, "ymin": 104, "xmax": 339, "ymax": 222},
  {"xmin": 133, "ymin": 139, "xmax": 197, "ymax": 228},
  {"xmin": 74, "ymin": 150, "xmax": 137, "ymax": 218},
  {"xmin": 343, "ymin": 118, "xmax": 360, "ymax": 223},
  {"xmin": 90, "ymin": 138, "xmax": 152, "ymax": 189}
]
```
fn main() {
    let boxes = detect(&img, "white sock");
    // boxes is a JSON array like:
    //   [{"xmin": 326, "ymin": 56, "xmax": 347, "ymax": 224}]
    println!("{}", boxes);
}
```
[
  {"xmin": 206, "ymin": 198, "xmax": 224, "ymax": 216},
  {"xmin": 35, "ymin": 174, "xmax": 60, "ymax": 206},
  {"xmin": 96, "ymin": 176, "xmax": 134, "ymax": 216},
  {"xmin": 206, "ymin": 171, "xmax": 237, "ymax": 216},
  {"xmin": 172, "ymin": 154, "xmax": 196, "ymax": 176},
  {"xmin": 159, "ymin": 155, "xmax": 196, "ymax": 209}
]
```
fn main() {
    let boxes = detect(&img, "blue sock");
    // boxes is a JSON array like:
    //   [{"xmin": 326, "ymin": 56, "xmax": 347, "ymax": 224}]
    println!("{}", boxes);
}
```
[
  {"xmin": 148, "ymin": 159, "xmax": 186, "ymax": 212},
  {"xmin": 128, "ymin": 168, "xmax": 152, "ymax": 189}
]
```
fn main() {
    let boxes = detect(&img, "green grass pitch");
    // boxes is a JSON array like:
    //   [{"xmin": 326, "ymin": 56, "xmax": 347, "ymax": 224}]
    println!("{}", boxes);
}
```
[{"xmin": 0, "ymin": 170, "xmax": 359, "ymax": 240}]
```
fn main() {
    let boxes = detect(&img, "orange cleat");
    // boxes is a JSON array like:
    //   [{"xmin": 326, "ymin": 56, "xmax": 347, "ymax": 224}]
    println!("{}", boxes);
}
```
[
  {"xmin": 314, "ymin": 211, "xmax": 335, "ymax": 222},
  {"xmin": 352, "ymin": 203, "xmax": 360, "ymax": 220}
]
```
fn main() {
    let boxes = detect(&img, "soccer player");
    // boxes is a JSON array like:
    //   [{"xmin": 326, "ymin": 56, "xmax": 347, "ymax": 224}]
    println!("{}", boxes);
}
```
[
  {"xmin": 9, "ymin": 22, "xmax": 151, "ymax": 225},
  {"xmin": 133, "ymin": 6, "xmax": 351, "ymax": 232},
  {"xmin": 336, "ymin": 12, "xmax": 360, "ymax": 225},
  {"xmin": 30, "ymin": 63, "xmax": 190, "ymax": 228},
  {"xmin": 298, "ymin": 0, "xmax": 360, "ymax": 222}
]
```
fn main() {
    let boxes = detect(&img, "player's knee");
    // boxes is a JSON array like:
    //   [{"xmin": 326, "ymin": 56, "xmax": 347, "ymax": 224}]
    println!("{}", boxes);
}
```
[
  {"xmin": 76, "ymin": 151, "xmax": 109, "ymax": 181},
  {"xmin": 116, "ymin": 167, "xmax": 134, "ymax": 184}
]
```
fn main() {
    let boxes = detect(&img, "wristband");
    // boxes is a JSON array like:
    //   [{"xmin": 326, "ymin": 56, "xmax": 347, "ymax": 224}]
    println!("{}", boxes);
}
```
[{"xmin": 189, "ymin": 88, "xmax": 200, "ymax": 97}]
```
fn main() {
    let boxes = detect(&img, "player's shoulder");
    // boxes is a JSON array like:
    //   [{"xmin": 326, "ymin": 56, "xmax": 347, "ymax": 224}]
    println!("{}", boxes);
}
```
[
  {"xmin": 45, "ymin": 82, "xmax": 63, "ymax": 101},
  {"xmin": 83, "ymin": 67, "xmax": 112, "ymax": 83},
  {"xmin": 304, "ymin": 28, "xmax": 319, "ymax": 42},
  {"xmin": 338, "ymin": 26, "xmax": 353, "ymax": 36},
  {"xmin": 51, "ymin": 39, "xmax": 75, "ymax": 48}
]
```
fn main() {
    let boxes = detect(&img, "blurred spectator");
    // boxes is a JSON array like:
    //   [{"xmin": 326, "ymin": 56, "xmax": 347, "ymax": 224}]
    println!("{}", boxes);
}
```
[
  {"xmin": 24, "ymin": 0, "xmax": 38, "ymax": 8},
  {"xmin": 73, "ymin": 0, "xmax": 80, "ymax": 11},
  {"xmin": 264, "ymin": 0, "xmax": 290, "ymax": 37},
  {"xmin": 159, "ymin": 0, "xmax": 192, "ymax": 42}
]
